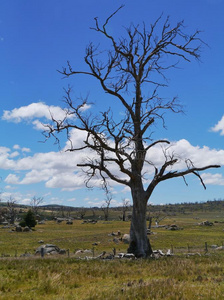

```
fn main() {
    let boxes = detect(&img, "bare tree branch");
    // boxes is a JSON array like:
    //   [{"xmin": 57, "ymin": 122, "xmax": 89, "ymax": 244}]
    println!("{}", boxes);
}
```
[{"xmin": 44, "ymin": 7, "xmax": 220, "ymax": 257}]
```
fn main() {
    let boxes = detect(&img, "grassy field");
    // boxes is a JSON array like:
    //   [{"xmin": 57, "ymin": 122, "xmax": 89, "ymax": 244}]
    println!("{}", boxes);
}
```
[{"xmin": 1, "ymin": 210, "xmax": 224, "ymax": 299}]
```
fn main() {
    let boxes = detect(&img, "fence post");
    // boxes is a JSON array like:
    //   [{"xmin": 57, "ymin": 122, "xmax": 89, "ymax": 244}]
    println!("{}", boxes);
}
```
[
  {"xmin": 187, "ymin": 244, "xmax": 190, "ymax": 253},
  {"xmin": 67, "ymin": 249, "xmax": 70, "ymax": 257},
  {"xmin": 171, "ymin": 245, "xmax": 174, "ymax": 254},
  {"xmin": 205, "ymin": 242, "xmax": 208, "ymax": 253},
  {"xmin": 41, "ymin": 247, "xmax": 44, "ymax": 258},
  {"xmin": 92, "ymin": 247, "xmax": 95, "ymax": 258}
]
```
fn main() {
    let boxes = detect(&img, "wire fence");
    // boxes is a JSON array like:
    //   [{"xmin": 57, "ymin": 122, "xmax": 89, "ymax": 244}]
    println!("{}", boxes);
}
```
[{"xmin": 167, "ymin": 242, "xmax": 224, "ymax": 256}]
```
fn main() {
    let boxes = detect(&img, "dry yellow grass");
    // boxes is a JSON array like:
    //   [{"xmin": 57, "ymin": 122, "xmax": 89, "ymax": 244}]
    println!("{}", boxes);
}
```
[{"xmin": 1, "ymin": 214, "xmax": 224, "ymax": 299}]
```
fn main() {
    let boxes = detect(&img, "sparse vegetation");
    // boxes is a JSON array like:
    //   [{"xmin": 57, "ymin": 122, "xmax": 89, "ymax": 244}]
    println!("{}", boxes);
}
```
[
  {"xmin": 1, "ymin": 201, "xmax": 224, "ymax": 299},
  {"xmin": 22, "ymin": 209, "xmax": 37, "ymax": 228}
]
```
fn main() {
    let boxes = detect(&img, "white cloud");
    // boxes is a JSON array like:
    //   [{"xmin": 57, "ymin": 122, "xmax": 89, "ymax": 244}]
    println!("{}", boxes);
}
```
[
  {"xmin": 13, "ymin": 144, "xmax": 20, "ymax": 150},
  {"xmin": 12, "ymin": 145, "xmax": 30, "ymax": 153},
  {"xmin": 9, "ymin": 151, "xmax": 20, "ymax": 158},
  {"xmin": 87, "ymin": 200, "xmax": 105, "ymax": 207},
  {"xmin": 2, "ymin": 102, "xmax": 70, "ymax": 123},
  {"xmin": 201, "ymin": 173, "xmax": 224, "ymax": 185},
  {"xmin": 1, "ymin": 135, "xmax": 224, "ymax": 195},
  {"xmin": 146, "ymin": 139, "xmax": 224, "ymax": 171},
  {"xmin": 80, "ymin": 103, "xmax": 91, "ymax": 112},
  {"xmin": 45, "ymin": 172, "xmax": 87, "ymax": 191},
  {"xmin": 1, "ymin": 102, "xmax": 91, "ymax": 132},
  {"xmin": 32, "ymin": 119, "xmax": 47, "ymax": 130},
  {"xmin": 22, "ymin": 147, "xmax": 31, "ymax": 153},
  {"xmin": 5, "ymin": 185, "xmax": 16, "ymax": 190},
  {"xmin": 211, "ymin": 116, "xmax": 224, "ymax": 135},
  {"xmin": 5, "ymin": 174, "xmax": 20, "ymax": 184},
  {"xmin": 67, "ymin": 197, "xmax": 76, "ymax": 202},
  {"xmin": 19, "ymin": 169, "xmax": 56, "ymax": 185},
  {"xmin": 20, "ymin": 198, "xmax": 32, "ymax": 205}
]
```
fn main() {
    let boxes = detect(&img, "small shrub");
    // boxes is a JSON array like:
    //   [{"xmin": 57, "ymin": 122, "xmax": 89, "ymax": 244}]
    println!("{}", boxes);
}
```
[
  {"xmin": 23, "ymin": 210, "xmax": 37, "ymax": 228},
  {"xmin": 19, "ymin": 220, "xmax": 26, "ymax": 227}
]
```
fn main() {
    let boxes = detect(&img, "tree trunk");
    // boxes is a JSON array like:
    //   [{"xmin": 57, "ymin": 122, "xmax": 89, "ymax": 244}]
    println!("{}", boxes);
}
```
[{"xmin": 127, "ymin": 188, "xmax": 152, "ymax": 257}]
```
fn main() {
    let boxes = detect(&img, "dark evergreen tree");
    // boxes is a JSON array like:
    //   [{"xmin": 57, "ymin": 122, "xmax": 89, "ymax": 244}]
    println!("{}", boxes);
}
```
[{"xmin": 24, "ymin": 209, "xmax": 37, "ymax": 228}]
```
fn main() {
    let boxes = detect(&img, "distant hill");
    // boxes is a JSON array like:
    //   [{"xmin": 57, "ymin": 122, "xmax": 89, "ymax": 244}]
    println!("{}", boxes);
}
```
[{"xmin": 1, "ymin": 199, "xmax": 224, "ymax": 213}]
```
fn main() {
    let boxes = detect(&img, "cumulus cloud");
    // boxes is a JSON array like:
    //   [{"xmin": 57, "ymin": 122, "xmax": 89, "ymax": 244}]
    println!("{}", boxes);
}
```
[
  {"xmin": 211, "ymin": 115, "xmax": 224, "ymax": 135},
  {"xmin": 22, "ymin": 147, "xmax": 31, "ymax": 153},
  {"xmin": 45, "ymin": 172, "xmax": 85, "ymax": 191},
  {"xmin": 2, "ymin": 102, "xmax": 70, "ymax": 123},
  {"xmin": 9, "ymin": 151, "xmax": 20, "ymax": 158},
  {"xmin": 1, "ymin": 136, "xmax": 224, "ymax": 194},
  {"xmin": 5, "ymin": 174, "xmax": 20, "ymax": 184},
  {"xmin": 146, "ymin": 139, "xmax": 224, "ymax": 171},
  {"xmin": 13, "ymin": 145, "xmax": 20, "ymax": 150},
  {"xmin": 2, "ymin": 102, "xmax": 91, "ymax": 131},
  {"xmin": 12, "ymin": 145, "xmax": 31, "ymax": 153},
  {"xmin": 201, "ymin": 173, "xmax": 224, "ymax": 186}
]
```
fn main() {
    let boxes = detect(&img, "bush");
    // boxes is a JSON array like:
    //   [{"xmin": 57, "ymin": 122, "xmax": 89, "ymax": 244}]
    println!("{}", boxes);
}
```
[
  {"xmin": 23, "ymin": 209, "xmax": 37, "ymax": 228},
  {"xmin": 19, "ymin": 220, "xmax": 26, "ymax": 227}
]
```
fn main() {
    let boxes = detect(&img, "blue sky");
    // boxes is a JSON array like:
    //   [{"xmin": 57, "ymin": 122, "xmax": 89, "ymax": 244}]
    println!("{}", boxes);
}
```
[{"xmin": 0, "ymin": 0, "xmax": 224, "ymax": 207}]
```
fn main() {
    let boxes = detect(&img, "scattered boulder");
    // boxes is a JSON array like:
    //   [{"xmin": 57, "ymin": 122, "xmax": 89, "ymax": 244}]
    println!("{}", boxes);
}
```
[
  {"xmin": 92, "ymin": 242, "xmax": 100, "ymax": 246},
  {"xmin": 56, "ymin": 218, "xmax": 65, "ymax": 224},
  {"xmin": 122, "ymin": 234, "xmax": 130, "ymax": 244},
  {"xmin": 199, "ymin": 220, "xmax": 214, "ymax": 226},
  {"xmin": 113, "ymin": 237, "xmax": 120, "ymax": 244},
  {"xmin": 153, "ymin": 249, "xmax": 165, "ymax": 258},
  {"xmin": 74, "ymin": 249, "xmax": 92, "ymax": 256},
  {"xmin": 152, "ymin": 249, "xmax": 173, "ymax": 258},
  {"xmin": 166, "ymin": 224, "xmax": 183, "ymax": 231},
  {"xmin": 81, "ymin": 219, "xmax": 97, "ymax": 224},
  {"xmin": 1, "ymin": 221, "xmax": 9, "ymax": 226},
  {"xmin": 66, "ymin": 220, "xmax": 73, "ymax": 225},
  {"xmin": 215, "ymin": 246, "xmax": 224, "ymax": 251},
  {"xmin": 23, "ymin": 226, "xmax": 31, "ymax": 232},
  {"xmin": 38, "ymin": 221, "xmax": 45, "ymax": 225},
  {"xmin": 108, "ymin": 231, "xmax": 121, "ymax": 237},
  {"xmin": 117, "ymin": 253, "xmax": 135, "ymax": 259},
  {"xmin": 15, "ymin": 225, "xmax": 22, "ymax": 232},
  {"xmin": 35, "ymin": 244, "xmax": 66, "ymax": 255},
  {"xmin": 96, "ymin": 251, "xmax": 106, "ymax": 258},
  {"xmin": 38, "ymin": 240, "xmax": 44, "ymax": 244},
  {"xmin": 59, "ymin": 249, "xmax": 67, "ymax": 254}
]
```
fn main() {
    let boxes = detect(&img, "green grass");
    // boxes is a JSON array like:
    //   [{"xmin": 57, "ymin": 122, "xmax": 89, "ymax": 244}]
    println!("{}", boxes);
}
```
[
  {"xmin": 1, "ymin": 212, "xmax": 224, "ymax": 299},
  {"xmin": 1, "ymin": 256, "xmax": 224, "ymax": 299}
]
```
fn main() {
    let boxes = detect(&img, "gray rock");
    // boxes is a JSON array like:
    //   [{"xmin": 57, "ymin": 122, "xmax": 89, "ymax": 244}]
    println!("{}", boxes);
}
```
[
  {"xmin": 122, "ymin": 234, "xmax": 130, "ymax": 244},
  {"xmin": 113, "ymin": 238, "xmax": 120, "ymax": 244},
  {"xmin": 23, "ymin": 226, "xmax": 31, "ymax": 232},
  {"xmin": 59, "ymin": 249, "xmax": 67, "ymax": 254},
  {"xmin": 16, "ymin": 225, "xmax": 22, "ymax": 232},
  {"xmin": 66, "ymin": 220, "xmax": 73, "ymax": 225},
  {"xmin": 35, "ymin": 244, "xmax": 64, "ymax": 255}
]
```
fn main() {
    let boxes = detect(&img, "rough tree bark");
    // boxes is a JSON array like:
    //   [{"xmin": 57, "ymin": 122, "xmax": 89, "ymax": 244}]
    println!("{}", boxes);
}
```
[{"xmin": 44, "ymin": 6, "xmax": 220, "ymax": 257}]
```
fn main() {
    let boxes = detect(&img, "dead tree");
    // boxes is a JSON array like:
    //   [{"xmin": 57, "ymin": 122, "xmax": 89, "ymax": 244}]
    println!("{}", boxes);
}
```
[
  {"xmin": 7, "ymin": 196, "xmax": 17, "ymax": 225},
  {"xmin": 122, "ymin": 199, "xmax": 130, "ymax": 221},
  {"xmin": 77, "ymin": 207, "xmax": 87, "ymax": 219},
  {"xmin": 30, "ymin": 196, "xmax": 43, "ymax": 216},
  {"xmin": 101, "ymin": 193, "xmax": 112, "ymax": 221},
  {"xmin": 44, "ymin": 7, "xmax": 220, "ymax": 257}
]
